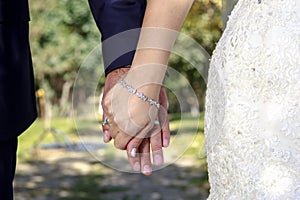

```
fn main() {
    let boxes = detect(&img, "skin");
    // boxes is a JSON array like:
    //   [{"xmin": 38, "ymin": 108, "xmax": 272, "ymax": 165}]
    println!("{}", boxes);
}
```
[
  {"xmin": 102, "ymin": 0, "xmax": 193, "ymax": 175},
  {"xmin": 102, "ymin": 67, "xmax": 170, "ymax": 175}
]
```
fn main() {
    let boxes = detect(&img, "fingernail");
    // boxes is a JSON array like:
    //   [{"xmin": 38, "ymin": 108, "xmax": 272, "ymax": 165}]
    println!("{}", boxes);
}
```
[
  {"xmin": 133, "ymin": 162, "xmax": 140, "ymax": 171},
  {"xmin": 130, "ymin": 148, "xmax": 137, "ymax": 158},
  {"xmin": 103, "ymin": 131, "xmax": 109, "ymax": 143},
  {"xmin": 163, "ymin": 138, "xmax": 169, "ymax": 147},
  {"xmin": 143, "ymin": 165, "xmax": 151, "ymax": 174},
  {"xmin": 154, "ymin": 154, "xmax": 163, "ymax": 166}
]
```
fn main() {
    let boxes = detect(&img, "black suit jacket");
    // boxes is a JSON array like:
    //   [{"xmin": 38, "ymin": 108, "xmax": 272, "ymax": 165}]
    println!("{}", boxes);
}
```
[
  {"xmin": 0, "ymin": 0, "xmax": 30, "ymax": 22},
  {"xmin": 0, "ymin": 0, "xmax": 37, "ymax": 140}
]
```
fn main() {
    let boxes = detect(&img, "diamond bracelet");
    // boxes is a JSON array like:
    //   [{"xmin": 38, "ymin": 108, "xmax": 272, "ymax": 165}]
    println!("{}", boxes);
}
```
[{"xmin": 120, "ymin": 79, "xmax": 160, "ymax": 109}]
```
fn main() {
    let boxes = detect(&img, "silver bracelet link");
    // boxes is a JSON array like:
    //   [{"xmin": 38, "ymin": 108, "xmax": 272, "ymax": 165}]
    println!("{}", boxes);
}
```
[{"xmin": 120, "ymin": 79, "xmax": 160, "ymax": 109}]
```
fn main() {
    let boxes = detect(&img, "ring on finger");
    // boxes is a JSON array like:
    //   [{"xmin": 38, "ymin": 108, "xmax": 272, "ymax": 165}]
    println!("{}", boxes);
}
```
[{"xmin": 102, "ymin": 116, "xmax": 111, "ymax": 127}]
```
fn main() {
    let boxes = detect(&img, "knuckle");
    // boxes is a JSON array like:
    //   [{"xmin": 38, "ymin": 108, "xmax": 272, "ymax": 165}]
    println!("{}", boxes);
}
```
[
  {"xmin": 114, "ymin": 140, "xmax": 126, "ymax": 150},
  {"xmin": 151, "ymin": 140, "xmax": 162, "ymax": 150},
  {"xmin": 101, "ymin": 101, "xmax": 109, "ymax": 112},
  {"xmin": 130, "ymin": 138, "xmax": 143, "ymax": 147}
]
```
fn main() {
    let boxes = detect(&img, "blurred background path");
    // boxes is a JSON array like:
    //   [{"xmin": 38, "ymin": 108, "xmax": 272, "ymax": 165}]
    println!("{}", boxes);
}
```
[{"xmin": 15, "ymin": 130, "xmax": 209, "ymax": 200}]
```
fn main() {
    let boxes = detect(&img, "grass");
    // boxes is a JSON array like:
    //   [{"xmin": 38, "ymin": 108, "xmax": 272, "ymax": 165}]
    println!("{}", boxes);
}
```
[
  {"xmin": 18, "ymin": 113, "xmax": 205, "ymax": 162},
  {"xmin": 57, "ymin": 173, "xmax": 129, "ymax": 200},
  {"xmin": 16, "ymin": 113, "xmax": 209, "ymax": 199},
  {"xmin": 18, "ymin": 118, "xmax": 77, "ymax": 162}
]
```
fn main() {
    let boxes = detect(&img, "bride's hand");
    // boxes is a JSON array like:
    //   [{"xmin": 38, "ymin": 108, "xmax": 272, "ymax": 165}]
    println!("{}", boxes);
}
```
[
  {"xmin": 102, "ymin": 71, "xmax": 170, "ymax": 175},
  {"xmin": 101, "ymin": 67, "xmax": 130, "ymax": 143},
  {"xmin": 102, "ymin": 69, "xmax": 162, "ymax": 148},
  {"xmin": 125, "ymin": 87, "xmax": 170, "ymax": 175}
]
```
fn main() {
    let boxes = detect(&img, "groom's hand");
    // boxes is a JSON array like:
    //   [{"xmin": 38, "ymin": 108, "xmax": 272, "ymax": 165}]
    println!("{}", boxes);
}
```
[
  {"xmin": 103, "ymin": 85, "xmax": 170, "ymax": 175},
  {"xmin": 125, "ymin": 87, "xmax": 170, "ymax": 175},
  {"xmin": 101, "ymin": 68, "xmax": 170, "ymax": 175},
  {"xmin": 102, "ymin": 67, "xmax": 130, "ymax": 143}
]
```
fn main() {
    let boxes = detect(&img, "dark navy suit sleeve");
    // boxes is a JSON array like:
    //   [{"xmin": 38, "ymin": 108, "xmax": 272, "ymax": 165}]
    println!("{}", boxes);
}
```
[{"xmin": 88, "ymin": 0, "xmax": 146, "ymax": 75}]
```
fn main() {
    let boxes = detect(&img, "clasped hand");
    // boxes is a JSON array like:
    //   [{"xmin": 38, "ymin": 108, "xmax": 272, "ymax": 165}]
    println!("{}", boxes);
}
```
[{"xmin": 101, "ymin": 68, "xmax": 170, "ymax": 175}]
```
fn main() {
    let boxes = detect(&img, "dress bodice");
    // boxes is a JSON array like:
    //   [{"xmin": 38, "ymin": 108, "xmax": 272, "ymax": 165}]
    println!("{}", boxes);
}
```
[{"xmin": 205, "ymin": 0, "xmax": 300, "ymax": 199}]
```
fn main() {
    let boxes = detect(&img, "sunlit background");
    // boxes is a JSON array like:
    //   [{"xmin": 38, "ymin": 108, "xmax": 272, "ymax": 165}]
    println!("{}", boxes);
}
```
[{"xmin": 16, "ymin": 0, "xmax": 224, "ymax": 199}]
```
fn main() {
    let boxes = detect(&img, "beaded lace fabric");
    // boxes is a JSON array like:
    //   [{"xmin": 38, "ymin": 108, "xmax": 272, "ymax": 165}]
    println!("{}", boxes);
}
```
[{"xmin": 205, "ymin": 0, "xmax": 300, "ymax": 199}]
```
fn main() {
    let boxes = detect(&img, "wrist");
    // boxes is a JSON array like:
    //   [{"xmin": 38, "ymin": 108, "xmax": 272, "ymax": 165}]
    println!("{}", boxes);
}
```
[
  {"xmin": 104, "ymin": 67, "xmax": 131, "ymax": 94},
  {"xmin": 123, "ymin": 64, "xmax": 166, "ymax": 102},
  {"xmin": 126, "ymin": 63, "xmax": 167, "ymax": 87},
  {"xmin": 120, "ymin": 79, "xmax": 160, "ymax": 109}
]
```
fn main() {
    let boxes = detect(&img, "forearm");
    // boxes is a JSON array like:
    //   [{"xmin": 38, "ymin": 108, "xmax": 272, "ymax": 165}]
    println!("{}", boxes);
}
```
[
  {"xmin": 132, "ymin": 0, "xmax": 194, "ymax": 70},
  {"xmin": 127, "ymin": 0, "xmax": 193, "ymax": 97}
]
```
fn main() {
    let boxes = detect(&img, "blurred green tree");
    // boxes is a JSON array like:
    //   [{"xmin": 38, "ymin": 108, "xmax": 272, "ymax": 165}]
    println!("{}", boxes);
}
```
[
  {"xmin": 168, "ymin": 0, "xmax": 222, "ymax": 113},
  {"xmin": 29, "ymin": 0, "xmax": 99, "ymax": 116},
  {"xmin": 29, "ymin": 0, "xmax": 222, "ymax": 116}
]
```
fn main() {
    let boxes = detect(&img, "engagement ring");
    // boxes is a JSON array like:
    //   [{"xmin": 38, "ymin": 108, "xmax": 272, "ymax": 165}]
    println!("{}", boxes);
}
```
[{"xmin": 102, "ymin": 116, "xmax": 111, "ymax": 127}]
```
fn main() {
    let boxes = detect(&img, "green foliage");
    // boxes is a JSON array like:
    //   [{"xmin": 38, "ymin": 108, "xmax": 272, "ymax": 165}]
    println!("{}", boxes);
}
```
[
  {"xmin": 29, "ymin": 0, "xmax": 222, "ymax": 115},
  {"xmin": 183, "ymin": 0, "xmax": 222, "ymax": 54},
  {"xmin": 168, "ymin": 0, "xmax": 222, "ymax": 112},
  {"xmin": 30, "ymin": 0, "xmax": 99, "ymax": 108}
]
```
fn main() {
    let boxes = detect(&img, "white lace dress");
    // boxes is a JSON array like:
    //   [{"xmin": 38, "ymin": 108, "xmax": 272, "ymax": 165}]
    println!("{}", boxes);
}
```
[{"xmin": 204, "ymin": 0, "xmax": 300, "ymax": 199}]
